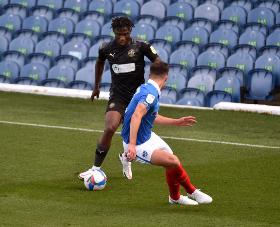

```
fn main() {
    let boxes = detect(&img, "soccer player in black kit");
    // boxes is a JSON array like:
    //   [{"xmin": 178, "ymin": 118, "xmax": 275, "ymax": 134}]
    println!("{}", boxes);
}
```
[{"xmin": 79, "ymin": 17, "xmax": 161, "ymax": 181}]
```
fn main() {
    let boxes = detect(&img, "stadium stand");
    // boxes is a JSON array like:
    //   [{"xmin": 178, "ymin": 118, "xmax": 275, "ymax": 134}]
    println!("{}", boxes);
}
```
[
  {"xmin": 179, "ymin": 87, "xmax": 206, "ymax": 106},
  {"xmin": 206, "ymin": 90, "xmax": 233, "ymax": 107}
]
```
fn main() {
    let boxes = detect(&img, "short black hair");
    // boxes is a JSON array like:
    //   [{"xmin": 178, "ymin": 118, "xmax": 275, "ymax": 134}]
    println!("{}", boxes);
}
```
[
  {"xmin": 110, "ymin": 16, "xmax": 135, "ymax": 30},
  {"xmin": 150, "ymin": 61, "xmax": 169, "ymax": 79}
]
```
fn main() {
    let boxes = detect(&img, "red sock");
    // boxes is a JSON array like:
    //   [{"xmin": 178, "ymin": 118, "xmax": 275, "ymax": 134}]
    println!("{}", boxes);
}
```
[
  {"xmin": 166, "ymin": 169, "xmax": 180, "ymax": 200},
  {"xmin": 168, "ymin": 163, "xmax": 196, "ymax": 194}
]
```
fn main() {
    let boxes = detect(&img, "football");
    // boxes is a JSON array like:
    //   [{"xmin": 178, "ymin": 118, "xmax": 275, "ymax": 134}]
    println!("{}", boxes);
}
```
[{"xmin": 84, "ymin": 170, "xmax": 107, "ymax": 191}]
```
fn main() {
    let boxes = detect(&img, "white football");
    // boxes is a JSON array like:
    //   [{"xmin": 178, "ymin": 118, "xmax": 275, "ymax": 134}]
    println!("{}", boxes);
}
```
[{"xmin": 84, "ymin": 170, "xmax": 107, "ymax": 191}]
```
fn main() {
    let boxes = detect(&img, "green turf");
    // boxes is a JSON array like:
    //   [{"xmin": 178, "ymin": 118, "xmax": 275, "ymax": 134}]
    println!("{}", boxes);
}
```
[{"xmin": 0, "ymin": 91, "xmax": 280, "ymax": 227}]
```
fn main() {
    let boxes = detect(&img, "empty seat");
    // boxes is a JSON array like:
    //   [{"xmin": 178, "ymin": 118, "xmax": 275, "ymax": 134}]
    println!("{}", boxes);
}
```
[
  {"xmin": 247, "ymin": 8, "xmax": 275, "ymax": 29},
  {"xmin": 258, "ymin": 45, "xmax": 280, "ymax": 58},
  {"xmin": 82, "ymin": 11, "xmax": 105, "ymax": 27},
  {"xmin": 54, "ymin": 55, "xmax": 79, "ymax": 72},
  {"xmin": 27, "ymin": 53, "xmax": 51, "ymax": 70},
  {"xmin": 112, "ymin": 0, "xmax": 140, "ymax": 21},
  {"xmin": 231, "ymin": 43, "xmax": 257, "ymax": 61},
  {"xmin": 182, "ymin": 26, "xmax": 209, "ymax": 51},
  {"xmin": 161, "ymin": 16, "xmax": 185, "ymax": 33},
  {"xmin": 82, "ymin": 56, "xmax": 98, "ymax": 68},
  {"xmin": 48, "ymin": 17, "xmax": 75, "ymax": 38},
  {"xmin": 0, "ymin": 35, "xmax": 9, "ymax": 56},
  {"xmin": 188, "ymin": 17, "xmax": 212, "ymax": 35},
  {"xmin": 216, "ymin": 19, "xmax": 240, "ymax": 36},
  {"xmin": 179, "ymin": 87, "xmax": 205, "ymax": 106},
  {"xmin": 140, "ymin": 1, "xmax": 166, "ymax": 21},
  {"xmin": 145, "ymin": 46, "xmax": 169, "ymax": 62},
  {"xmin": 206, "ymin": 90, "xmax": 233, "ymax": 107},
  {"xmin": 134, "ymin": 15, "xmax": 159, "ymax": 31},
  {"xmin": 194, "ymin": 3, "xmax": 220, "ymax": 24},
  {"xmin": 166, "ymin": 2, "xmax": 194, "ymax": 23},
  {"xmin": 226, "ymin": 0, "xmax": 252, "ymax": 14},
  {"xmin": 61, "ymin": 41, "xmax": 89, "ymax": 61},
  {"xmin": 9, "ymin": 37, "xmax": 35, "ymax": 56},
  {"xmin": 165, "ymin": 71, "xmax": 187, "ymax": 97},
  {"xmin": 0, "ymin": 13, "xmax": 22, "ymax": 35},
  {"xmin": 99, "ymin": 69, "xmax": 111, "ymax": 92},
  {"xmin": 64, "ymin": 0, "xmax": 89, "ymax": 15},
  {"xmin": 203, "ymin": 43, "xmax": 229, "ymax": 59},
  {"xmin": 197, "ymin": 51, "xmax": 226, "ymax": 73},
  {"xmin": 155, "ymin": 25, "xmax": 181, "ymax": 50},
  {"xmin": 89, "ymin": 43, "xmax": 101, "ymax": 57},
  {"xmin": 168, "ymin": 63, "xmax": 188, "ymax": 78},
  {"xmin": 149, "ymin": 39, "xmax": 172, "ymax": 55},
  {"xmin": 10, "ymin": 0, "xmax": 36, "ymax": 12},
  {"xmin": 174, "ymin": 40, "xmax": 200, "ymax": 58},
  {"xmin": 161, "ymin": 86, "xmax": 178, "ymax": 103},
  {"xmin": 29, "ymin": 5, "xmax": 54, "ymax": 23},
  {"xmin": 67, "ymin": 33, "xmax": 91, "ymax": 49},
  {"xmin": 209, "ymin": 29, "xmax": 238, "ymax": 51},
  {"xmin": 0, "ymin": 27, "xmax": 12, "ymax": 43},
  {"xmin": 69, "ymin": 66, "xmax": 95, "ymax": 90},
  {"xmin": 101, "ymin": 22, "xmax": 115, "ymax": 37},
  {"xmin": 218, "ymin": 66, "xmax": 244, "ymax": 87},
  {"xmin": 22, "ymin": 15, "xmax": 48, "ymax": 37},
  {"xmin": 40, "ymin": 31, "xmax": 65, "ymax": 47},
  {"xmin": 159, "ymin": 96, "xmax": 175, "ymax": 104},
  {"xmin": 37, "ymin": 0, "xmax": 64, "ymax": 13},
  {"xmin": 169, "ymin": 49, "xmax": 196, "ymax": 74},
  {"xmin": 176, "ymin": 97, "xmax": 203, "ymax": 106},
  {"xmin": 242, "ymin": 22, "xmax": 267, "ymax": 37},
  {"xmin": 221, "ymin": 5, "xmax": 247, "ymax": 26},
  {"xmin": 254, "ymin": 0, "xmax": 280, "ymax": 15},
  {"xmin": 94, "ymin": 34, "xmax": 114, "ymax": 44},
  {"xmin": 0, "ymin": 60, "xmax": 20, "ymax": 83},
  {"xmin": 177, "ymin": 0, "xmax": 198, "ymax": 9},
  {"xmin": 88, "ymin": 0, "xmax": 113, "ymax": 20},
  {"xmin": 3, "ymin": 4, "xmax": 27, "ymax": 21},
  {"xmin": 131, "ymin": 23, "xmax": 155, "ymax": 41},
  {"xmin": 1, "ymin": 50, "xmax": 26, "ymax": 68},
  {"xmin": 15, "ymin": 29, "xmax": 39, "ymax": 44},
  {"xmin": 239, "ymin": 30, "xmax": 265, "ymax": 50},
  {"xmin": 266, "ymin": 31, "xmax": 280, "ymax": 46},
  {"xmin": 57, "ymin": 8, "xmax": 79, "ymax": 25},
  {"xmin": 201, "ymin": 0, "xmax": 225, "ymax": 11},
  {"xmin": 35, "ymin": 39, "xmax": 61, "ymax": 61},
  {"xmin": 76, "ymin": 19, "xmax": 101, "ymax": 42}
]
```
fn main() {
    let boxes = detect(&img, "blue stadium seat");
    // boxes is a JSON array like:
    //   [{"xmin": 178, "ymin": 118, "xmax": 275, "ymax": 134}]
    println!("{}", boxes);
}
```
[
  {"xmin": 169, "ymin": 63, "xmax": 188, "ymax": 78},
  {"xmin": 166, "ymin": 2, "xmax": 194, "ymax": 24},
  {"xmin": 0, "ymin": 0, "xmax": 9, "ymax": 14},
  {"xmin": 161, "ymin": 86, "xmax": 178, "ymax": 103},
  {"xmin": 69, "ymin": 66, "xmax": 95, "ymax": 90},
  {"xmin": 0, "ymin": 27, "xmax": 12, "ymax": 43},
  {"xmin": 231, "ymin": 44, "xmax": 257, "ymax": 61},
  {"xmin": 89, "ymin": 43, "xmax": 101, "ymax": 57},
  {"xmin": 35, "ymin": 39, "xmax": 61, "ymax": 61},
  {"xmin": 254, "ymin": 0, "xmax": 280, "ymax": 15},
  {"xmin": 61, "ymin": 41, "xmax": 89, "ymax": 61},
  {"xmin": 0, "ymin": 13, "xmax": 22, "ymax": 36},
  {"xmin": 226, "ymin": 53, "xmax": 254, "ymax": 85},
  {"xmin": 145, "ymin": 46, "xmax": 169, "ymax": 62},
  {"xmin": 99, "ymin": 69, "xmax": 111, "ymax": 92},
  {"xmin": 203, "ymin": 43, "xmax": 229, "ymax": 59},
  {"xmin": 0, "ymin": 60, "xmax": 20, "ymax": 83},
  {"xmin": 131, "ymin": 23, "xmax": 155, "ymax": 41},
  {"xmin": 9, "ymin": 37, "xmax": 35, "ymax": 56},
  {"xmin": 29, "ymin": 5, "xmax": 54, "ymax": 23},
  {"xmin": 242, "ymin": 22, "xmax": 267, "ymax": 37},
  {"xmin": 57, "ymin": 8, "xmax": 79, "ymax": 25},
  {"xmin": 165, "ymin": 71, "xmax": 187, "ymax": 97},
  {"xmin": 149, "ymin": 39, "xmax": 172, "ymax": 55},
  {"xmin": 188, "ymin": 17, "xmax": 212, "ymax": 35},
  {"xmin": 112, "ymin": 0, "xmax": 140, "ymax": 21},
  {"xmin": 215, "ymin": 20, "xmax": 240, "ymax": 36},
  {"xmin": 82, "ymin": 57, "xmax": 98, "ymax": 69},
  {"xmin": 82, "ymin": 11, "xmax": 105, "ymax": 27},
  {"xmin": 190, "ymin": 65, "xmax": 217, "ymax": 81},
  {"xmin": 3, "ymin": 4, "xmax": 27, "ymax": 21},
  {"xmin": 88, "ymin": 0, "xmax": 113, "ymax": 20},
  {"xmin": 182, "ymin": 26, "xmax": 209, "ymax": 51},
  {"xmin": 54, "ymin": 55, "xmax": 79, "ymax": 72},
  {"xmin": 1, "ymin": 50, "xmax": 26, "ymax": 68},
  {"xmin": 179, "ymin": 87, "xmax": 205, "ymax": 106},
  {"xmin": 209, "ymin": 29, "xmax": 238, "ymax": 52},
  {"xmin": 22, "ymin": 15, "xmax": 48, "ymax": 37},
  {"xmin": 245, "ymin": 69, "xmax": 275, "ymax": 101},
  {"xmin": 0, "ymin": 35, "xmax": 9, "ymax": 56},
  {"xmin": 140, "ymin": 1, "xmax": 166, "ymax": 21},
  {"xmin": 40, "ymin": 31, "xmax": 65, "ymax": 47},
  {"xmin": 266, "ymin": 31, "xmax": 280, "ymax": 46},
  {"xmin": 276, "ymin": 12, "xmax": 280, "ymax": 23},
  {"xmin": 48, "ymin": 18, "xmax": 75, "ymax": 39},
  {"xmin": 194, "ymin": 3, "xmax": 220, "ymax": 24},
  {"xmin": 37, "ymin": 0, "xmax": 64, "ymax": 14},
  {"xmin": 206, "ymin": 90, "xmax": 233, "ymax": 107},
  {"xmin": 169, "ymin": 49, "xmax": 196, "ymax": 75},
  {"xmin": 176, "ymin": 0, "xmax": 198, "ymax": 9},
  {"xmin": 255, "ymin": 54, "xmax": 280, "ymax": 86},
  {"xmin": 135, "ymin": 15, "xmax": 159, "ymax": 31},
  {"xmin": 161, "ymin": 16, "xmax": 185, "ymax": 33},
  {"xmin": 218, "ymin": 66, "xmax": 244, "ymax": 87},
  {"xmin": 197, "ymin": 51, "xmax": 226, "ymax": 73},
  {"xmin": 0, "ymin": 75, "xmax": 11, "ymax": 83},
  {"xmin": 201, "ymin": 0, "xmax": 225, "ymax": 11},
  {"xmin": 107, "ymin": 12, "xmax": 130, "ymax": 22},
  {"xmin": 151, "ymin": 0, "xmax": 171, "ymax": 8},
  {"xmin": 101, "ymin": 22, "xmax": 115, "ymax": 37},
  {"xmin": 226, "ymin": 0, "xmax": 252, "ymax": 14},
  {"xmin": 214, "ymin": 76, "xmax": 241, "ymax": 102},
  {"xmin": 27, "ymin": 53, "xmax": 51, "ymax": 70},
  {"xmin": 75, "ymin": 19, "xmax": 101, "ymax": 42},
  {"xmin": 258, "ymin": 45, "xmax": 280, "ymax": 58},
  {"xmin": 64, "ymin": 0, "xmax": 89, "ymax": 15},
  {"xmin": 15, "ymin": 29, "xmax": 39, "ymax": 44},
  {"xmin": 239, "ymin": 30, "xmax": 265, "ymax": 50},
  {"xmin": 159, "ymin": 96, "xmax": 175, "ymax": 104},
  {"xmin": 10, "ymin": 0, "xmax": 36, "ymax": 12},
  {"xmin": 67, "ymin": 33, "xmax": 91, "ymax": 49},
  {"xmin": 94, "ymin": 34, "xmax": 114, "ymax": 44},
  {"xmin": 247, "ymin": 8, "xmax": 275, "ymax": 29},
  {"xmin": 174, "ymin": 40, "xmax": 200, "ymax": 58},
  {"xmin": 221, "ymin": 5, "xmax": 247, "ymax": 26}
]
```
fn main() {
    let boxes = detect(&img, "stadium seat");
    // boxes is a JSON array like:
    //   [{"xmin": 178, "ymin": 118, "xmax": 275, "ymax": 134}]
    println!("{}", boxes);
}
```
[
  {"xmin": 82, "ymin": 11, "xmax": 105, "ymax": 27},
  {"xmin": 188, "ymin": 18, "xmax": 212, "ymax": 35},
  {"xmin": 0, "ymin": 75, "xmax": 11, "ymax": 83},
  {"xmin": 134, "ymin": 15, "xmax": 159, "ymax": 31},
  {"xmin": 0, "ymin": 60, "xmax": 20, "ymax": 83},
  {"xmin": 255, "ymin": 54, "xmax": 280, "ymax": 86},
  {"xmin": 201, "ymin": 0, "xmax": 225, "ymax": 11},
  {"xmin": 215, "ymin": 20, "xmax": 240, "ymax": 36},
  {"xmin": 145, "ymin": 46, "xmax": 169, "ymax": 63},
  {"xmin": 194, "ymin": 3, "xmax": 220, "ymax": 24},
  {"xmin": 166, "ymin": 2, "xmax": 194, "ymax": 24},
  {"xmin": 221, "ymin": 5, "xmax": 247, "ymax": 27},
  {"xmin": 214, "ymin": 76, "xmax": 241, "ymax": 102},
  {"xmin": 56, "ymin": 8, "xmax": 79, "ymax": 25},
  {"xmin": 182, "ymin": 27, "xmax": 209, "ymax": 51},
  {"xmin": 0, "ymin": 13, "xmax": 22, "ymax": 36},
  {"xmin": 35, "ymin": 39, "xmax": 61, "ymax": 62},
  {"xmin": 101, "ymin": 22, "xmax": 115, "ymax": 37},
  {"xmin": 22, "ymin": 15, "xmax": 48, "ymax": 37},
  {"xmin": 161, "ymin": 86, "xmax": 178, "ymax": 103},
  {"xmin": 226, "ymin": 53, "xmax": 254, "ymax": 85},
  {"xmin": 179, "ymin": 87, "xmax": 206, "ymax": 106},
  {"xmin": 239, "ymin": 30, "xmax": 265, "ymax": 50},
  {"xmin": 175, "ymin": 97, "xmax": 202, "ymax": 106},
  {"xmin": 177, "ymin": 0, "xmax": 199, "ymax": 9},
  {"xmin": 190, "ymin": 65, "xmax": 217, "ymax": 81},
  {"xmin": 258, "ymin": 45, "xmax": 280, "ymax": 58},
  {"xmin": 15, "ymin": 29, "xmax": 39, "ymax": 44},
  {"xmin": 209, "ymin": 29, "xmax": 238, "ymax": 52},
  {"xmin": 206, "ymin": 90, "xmax": 233, "ymax": 107},
  {"xmin": 89, "ymin": 43, "xmax": 101, "ymax": 57},
  {"xmin": 3, "ymin": 4, "xmax": 27, "ymax": 21},
  {"xmin": 140, "ymin": 1, "xmax": 166, "ymax": 21},
  {"xmin": 197, "ymin": 51, "xmax": 226, "ymax": 73},
  {"xmin": 67, "ymin": 33, "xmax": 91, "ymax": 49},
  {"xmin": 245, "ymin": 69, "xmax": 275, "ymax": 101},
  {"xmin": 0, "ymin": 27, "xmax": 12, "ymax": 43},
  {"xmin": 165, "ymin": 71, "xmax": 187, "ymax": 97},
  {"xmin": 266, "ymin": 31, "xmax": 280, "ymax": 46},
  {"xmin": 9, "ymin": 37, "xmax": 35, "ymax": 56},
  {"xmin": 82, "ymin": 57, "xmax": 98, "ymax": 68},
  {"xmin": 1, "ymin": 51, "xmax": 26, "ymax": 68},
  {"xmin": 40, "ymin": 31, "xmax": 65, "ymax": 47},
  {"xmin": 254, "ymin": 0, "xmax": 280, "ymax": 15},
  {"xmin": 69, "ymin": 66, "xmax": 95, "ymax": 90},
  {"xmin": 149, "ymin": 39, "xmax": 172, "ymax": 56},
  {"xmin": 130, "ymin": 23, "xmax": 155, "ymax": 41},
  {"xmin": 174, "ymin": 40, "xmax": 200, "ymax": 58},
  {"xmin": 155, "ymin": 25, "xmax": 181, "ymax": 50},
  {"xmin": 0, "ymin": 35, "xmax": 9, "ymax": 56},
  {"xmin": 64, "ymin": 0, "xmax": 89, "ymax": 15},
  {"xmin": 218, "ymin": 66, "xmax": 244, "ymax": 87},
  {"xmin": 27, "ymin": 53, "xmax": 52, "ymax": 70},
  {"xmin": 203, "ymin": 43, "xmax": 229, "ymax": 59},
  {"xmin": 161, "ymin": 16, "xmax": 185, "ymax": 33},
  {"xmin": 159, "ymin": 96, "xmax": 175, "ymax": 104},
  {"xmin": 168, "ymin": 63, "xmax": 188, "ymax": 78},
  {"xmin": 247, "ymin": 8, "xmax": 275, "ymax": 29},
  {"xmin": 29, "ymin": 5, "xmax": 54, "ymax": 23},
  {"xmin": 242, "ymin": 22, "xmax": 267, "ymax": 37},
  {"xmin": 37, "ymin": 0, "xmax": 64, "ymax": 14},
  {"xmin": 226, "ymin": 0, "xmax": 252, "ymax": 14},
  {"xmin": 169, "ymin": 49, "xmax": 196, "ymax": 75},
  {"xmin": 10, "ymin": 0, "xmax": 36, "ymax": 12},
  {"xmin": 0, "ymin": 0, "xmax": 10, "ymax": 14},
  {"xmin": 112, "ymin": 0, "xmax": 140, "ymax": 21},
  {"xmin": 152, "ymin": 0, "xmax": 171, "ymax": 8},
  {"xmin": 88, "ymin": 0, "xmax": 113, "ymax": 20},
  {"xmin": 99, "ymin": 69, "xmax": 111, "ymax": 92},
  {"xmin": 94, "ymin": 34, "xmax": 114, "ymax": 44},
  {"xmin": 276, "ymin": 12, "xmax": 280, "ymax": 24},
  {"xmin": 48, "ymin": 18, "xmax": 75, "ymax": 39},
  {"xmin": 75, "ymin": 19, "xmax": 101, "ymax": 42},
  {"xmin": 61, "ymin": 41, "xmax": 89, "ymax": 61},
  {"xmin": 231, "ymin": 44, "xmax": 257, "ymax": 61},
  {"xmin": 54, "ymin": 55, "xmax": 80, "ymax": 72}
]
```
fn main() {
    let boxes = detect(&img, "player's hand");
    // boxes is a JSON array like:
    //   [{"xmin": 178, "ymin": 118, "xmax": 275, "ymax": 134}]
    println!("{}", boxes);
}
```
[
  {"xmin": 125, "ymin": 145, "xmax": 136, "ymax": 162},
  {"xmin": 91, "ymin": 87, "xmax": 100, "ymax": 103},
  {"xmin": 176, "ymin": 116, "xmax": 197, "ymax": 127}
]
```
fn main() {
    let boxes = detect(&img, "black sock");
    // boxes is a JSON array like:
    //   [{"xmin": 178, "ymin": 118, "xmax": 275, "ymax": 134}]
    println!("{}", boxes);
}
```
[{"xmin": 94, "ymin": 142, "xmax": 110, "ymax": 167}]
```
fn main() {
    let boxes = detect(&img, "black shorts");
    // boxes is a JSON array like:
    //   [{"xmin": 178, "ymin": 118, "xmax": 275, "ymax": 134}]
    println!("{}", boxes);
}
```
[{"xmin": 105, "ymin": 92, "xmax": 132, "ymax": 117}]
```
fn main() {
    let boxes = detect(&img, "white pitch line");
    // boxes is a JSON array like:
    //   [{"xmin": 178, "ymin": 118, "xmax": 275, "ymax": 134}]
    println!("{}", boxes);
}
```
[{"xmin": 1, "ymin": 120, "xmax": 280, "ymax": 149}]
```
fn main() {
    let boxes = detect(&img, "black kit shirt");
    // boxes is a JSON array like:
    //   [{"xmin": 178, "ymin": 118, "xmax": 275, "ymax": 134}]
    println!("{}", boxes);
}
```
[{"xmin": 98, "ymin": 37, "xmax": 159, "ymax": 99}]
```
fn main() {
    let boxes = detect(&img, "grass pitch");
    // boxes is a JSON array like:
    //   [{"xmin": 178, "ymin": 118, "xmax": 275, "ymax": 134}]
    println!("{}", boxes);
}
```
[{"xmin": 0, "ymin": 91, "xmax": 280, "ymax": 227}]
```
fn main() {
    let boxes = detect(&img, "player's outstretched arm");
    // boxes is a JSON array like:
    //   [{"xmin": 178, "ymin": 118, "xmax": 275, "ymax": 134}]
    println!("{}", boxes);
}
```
[
  {"xmin": 91, "ymin": 58, "xmax": 105, "ymax": 103},
  {"xmin": 154, "ymin": 115, "xmax": 197, "ymax": 127}
]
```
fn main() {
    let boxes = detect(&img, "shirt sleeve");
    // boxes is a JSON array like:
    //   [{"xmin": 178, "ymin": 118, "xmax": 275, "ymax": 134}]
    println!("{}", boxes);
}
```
[
  {"xmin": 98, "ymin": 43, "xmax": 107, "ymax": 61},
  {"xmin": 138, "ymin": 90, "xmax": 156, "ymax": 111},
  {"xmin": 141, "ymin": 41, "xmax": 159, "ymax": 62}
]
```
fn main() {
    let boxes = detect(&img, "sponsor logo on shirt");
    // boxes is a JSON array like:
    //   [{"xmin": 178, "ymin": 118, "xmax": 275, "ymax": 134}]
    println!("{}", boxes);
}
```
[{"xmin": 146, "ymin": 94, "xmax": 155, "ymax": 104}]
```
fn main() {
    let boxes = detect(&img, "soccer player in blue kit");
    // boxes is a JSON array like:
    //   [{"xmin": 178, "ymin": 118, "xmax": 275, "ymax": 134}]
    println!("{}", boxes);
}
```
[{"xmin": 120, "ymin": 61, "xmax": 213, "ymax": 205}]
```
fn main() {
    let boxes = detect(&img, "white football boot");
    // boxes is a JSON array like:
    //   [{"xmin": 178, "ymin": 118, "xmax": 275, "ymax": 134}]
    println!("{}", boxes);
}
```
[
  {"xmin": 78, "ymin": 167, "xmax": 100, "ymax": 181},
  {"xmin": 187, "ymin": 189, "xmax": 213, "ymax": 204},
  {"xmin": 169, "ymin": 195, "xmax": 198, "ymax": 205},
  {"xmin": 118, "ymin": 152, "xmax": 132, "ymax": 179}
]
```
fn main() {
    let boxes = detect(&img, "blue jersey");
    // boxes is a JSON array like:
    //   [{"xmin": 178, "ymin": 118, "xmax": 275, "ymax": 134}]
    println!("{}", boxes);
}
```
[{"xmin": 121, "ymin": 79, "xmax": 161, "ymax": 145}]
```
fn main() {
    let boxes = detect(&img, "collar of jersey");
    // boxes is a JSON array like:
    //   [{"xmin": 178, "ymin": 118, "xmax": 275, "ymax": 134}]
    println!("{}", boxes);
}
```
[{"xmin": 147, "ymin": 79, "xmax": 161, "ymax": 97}]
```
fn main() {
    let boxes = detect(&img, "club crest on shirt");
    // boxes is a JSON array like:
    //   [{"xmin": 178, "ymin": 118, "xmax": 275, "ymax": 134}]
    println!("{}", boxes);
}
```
[{"xmin": 128, "ymin": 49, "xmax": 136, "ymax": 57}]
